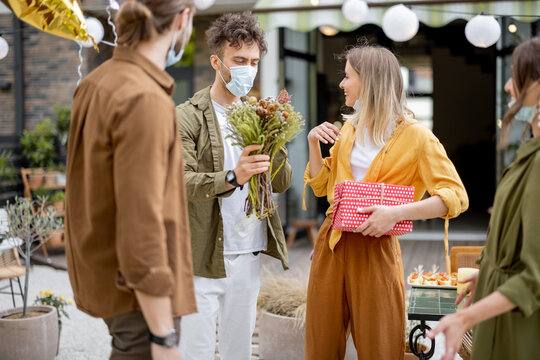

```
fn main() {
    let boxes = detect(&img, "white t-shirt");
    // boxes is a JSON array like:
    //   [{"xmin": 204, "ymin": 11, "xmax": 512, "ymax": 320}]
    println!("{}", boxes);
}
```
[
  {"xmin": 211, "ymin": 100, "xmax": 267, "ymax": 255},
  {"xmin": 350, "ymin": 132, "xmax": 384, "ymax": 181}
]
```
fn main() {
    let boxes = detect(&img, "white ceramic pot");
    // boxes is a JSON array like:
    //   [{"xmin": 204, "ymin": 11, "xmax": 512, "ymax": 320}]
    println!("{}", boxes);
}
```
[{"xmin": 259, "ymin": 311, "xmax": 357, "ymax": 359}]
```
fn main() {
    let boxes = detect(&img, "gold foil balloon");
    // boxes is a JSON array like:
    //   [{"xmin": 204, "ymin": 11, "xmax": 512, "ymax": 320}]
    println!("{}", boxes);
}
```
[{"xmin": 1, "ymin": 0, "xmax": 93, "ymax": 44}]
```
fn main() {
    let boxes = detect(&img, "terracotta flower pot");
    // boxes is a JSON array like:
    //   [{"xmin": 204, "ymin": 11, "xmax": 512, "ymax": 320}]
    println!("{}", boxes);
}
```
[
  {"xmin": 53, "ymin": 200, "xmax": 65, "ymax": 213},
  {"xmin": 47, "ymin": 230, "xmax": 64, "ymax": 247},
  {"xmin": 44, "ymin": 171, "xmax": 57, "ymax": 186},
  {"xmin": 259, "ymin": 311, "xmax": 357, "ymax": 360},
  {"xmin": 0, "ymin": 305, "xmax": 59, "ymax": 360},
  {"xmin": 28, "ymin": 173, "xmax": 44, "ymax": 188}
]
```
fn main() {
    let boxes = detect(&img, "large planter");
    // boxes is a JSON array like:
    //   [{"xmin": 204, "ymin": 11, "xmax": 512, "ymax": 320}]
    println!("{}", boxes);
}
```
[
  {"xmin": 0, "ymin": 305, "xmax": 59, "ymax": 360},
  {"xmin": 259, "ymin": 311, "xmax": 356, "ymax": 360}
]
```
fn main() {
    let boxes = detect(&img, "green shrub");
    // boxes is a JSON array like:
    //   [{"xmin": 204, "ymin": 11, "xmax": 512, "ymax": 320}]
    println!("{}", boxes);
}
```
[{"xmin": 50, "ymin": 191, "xmax": 65, "ymax": 203}]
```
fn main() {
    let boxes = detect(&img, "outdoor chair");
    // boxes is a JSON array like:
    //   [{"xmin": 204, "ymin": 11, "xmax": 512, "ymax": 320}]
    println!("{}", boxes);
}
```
[
  {"xmin": 0, "ymin": 245, "xmax": 26, "ymax": 307},
  {"xmin": 450, "ymin": 246, "xmax": 484, "ymax": 273},
  {"xmin": 286, "ymin": 219, "xmax": 319, "ymax": 249},
  {"xmin": 450, "ymin": 246, "xmax": 483, "ymax": 360},
  {"xmin": 0, "ymin": 209, "xmax": 25, "ymax": 307}
]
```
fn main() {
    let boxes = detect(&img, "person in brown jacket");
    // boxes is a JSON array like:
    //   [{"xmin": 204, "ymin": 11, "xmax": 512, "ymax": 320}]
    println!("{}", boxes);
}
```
[{"xmin": 65, "ymin": 1, "xmax": 196, "ymax": 359}]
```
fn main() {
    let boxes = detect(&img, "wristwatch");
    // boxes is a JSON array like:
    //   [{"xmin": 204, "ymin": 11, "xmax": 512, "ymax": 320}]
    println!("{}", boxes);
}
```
[
  {"xmin": 148, "ymin": 329, "xmax": 179, "ymax": 348},
  {"xmin": 225, "ymin": 170, "xmax": 242, "ymax": 189}
]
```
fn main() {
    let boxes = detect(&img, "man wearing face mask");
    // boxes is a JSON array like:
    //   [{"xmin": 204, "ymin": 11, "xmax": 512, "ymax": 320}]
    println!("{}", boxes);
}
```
[
  {"xmin": 176, "ymin": 12, "xmax": 292, "ymax": 360},
  {"xmin": 66, "ymin": 1, "xmax": 196, "ymax": 359}
]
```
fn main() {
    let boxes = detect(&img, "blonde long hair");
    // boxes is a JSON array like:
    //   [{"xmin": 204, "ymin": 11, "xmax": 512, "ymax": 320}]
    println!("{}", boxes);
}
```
[{"xmin": 344, "ymin": 46, "xmax": 412, "ymax": 146}]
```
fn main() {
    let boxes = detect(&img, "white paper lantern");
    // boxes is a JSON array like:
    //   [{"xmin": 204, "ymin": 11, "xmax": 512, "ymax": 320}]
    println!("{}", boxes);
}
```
[
  {"xmin": 342, "ymin": 0, "xmax": 369, "ymax": 23},
  {"xmin": 194, "ymin": 0, "xmax": 215, "ymax": 10},
  {"xmin": 465, "ymin": 15, "xmax": 501, "ymax": 48},
  {"xmin": 77, "ymin": 17, "xmax": 104, "ymax": 48},
  {"xmin": 0, "ymin": 36, "xmax": 8, "ymax": 60},
  {"xmin": 382, "ymin": 4, "xmax": 419, "ymax": 42}
]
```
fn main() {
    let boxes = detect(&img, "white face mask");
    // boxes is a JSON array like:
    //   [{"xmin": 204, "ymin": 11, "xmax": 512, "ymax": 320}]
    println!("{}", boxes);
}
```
[{"xmin": 216, "ymin": 56, "xmax": 257, "ymax": 97}]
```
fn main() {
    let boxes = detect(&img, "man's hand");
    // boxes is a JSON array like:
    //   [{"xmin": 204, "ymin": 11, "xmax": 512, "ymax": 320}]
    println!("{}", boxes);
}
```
[
  {"xmin": 234, "ymin": 144, "xmax": 271, "ymax": 185},
  {"xmin": 151, "ymin": 343, "xmax": 183, "ymax": 360}
]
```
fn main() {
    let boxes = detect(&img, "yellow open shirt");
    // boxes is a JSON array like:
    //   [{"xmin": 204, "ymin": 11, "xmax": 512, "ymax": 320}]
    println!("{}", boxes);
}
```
[{"xmin": 303, "ymin": 119, "xmax": 469, "ymax": 251}]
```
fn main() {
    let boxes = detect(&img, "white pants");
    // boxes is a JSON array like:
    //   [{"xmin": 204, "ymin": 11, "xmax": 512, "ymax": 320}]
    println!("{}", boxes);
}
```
[{"xmin": 179, "ymin": 253, "xmax": 261, "ymax": 360}]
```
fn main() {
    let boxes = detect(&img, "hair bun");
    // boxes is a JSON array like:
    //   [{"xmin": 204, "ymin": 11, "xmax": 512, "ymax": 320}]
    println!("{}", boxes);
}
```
[
  {"xmin": 116, "ymin": 0, "xmax": 153, "ymax": 25},
  {"xmin": 115, "ymin": 0, "xmax": 155, "ymax": 47}
]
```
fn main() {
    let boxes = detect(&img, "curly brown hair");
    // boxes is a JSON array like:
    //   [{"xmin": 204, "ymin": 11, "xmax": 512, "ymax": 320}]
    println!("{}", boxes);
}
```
[{"xmin": 205, "ymin": 12, "xmax": 267, "ymax": 58}]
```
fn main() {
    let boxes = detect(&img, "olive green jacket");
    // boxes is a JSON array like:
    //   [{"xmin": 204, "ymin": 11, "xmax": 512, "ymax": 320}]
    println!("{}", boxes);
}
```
[
  {"xmin": 472, "ymin": 136, "xmax": 540, "ymax": 360},
  {"xmin": 176, "ymin": 86, "xmax": 291, "ymax": 278}
]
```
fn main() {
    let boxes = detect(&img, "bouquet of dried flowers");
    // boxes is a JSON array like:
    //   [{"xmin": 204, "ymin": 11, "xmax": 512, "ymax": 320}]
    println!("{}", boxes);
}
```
[{"xmin": 226, "ymin": 89, "xmax": 304, "ymax": 219}]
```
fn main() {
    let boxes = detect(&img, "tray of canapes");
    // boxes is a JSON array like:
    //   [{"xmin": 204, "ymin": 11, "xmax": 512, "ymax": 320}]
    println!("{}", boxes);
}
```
[{"xmin": 407, "ymin": 272, "xmax": 458, "ymax": 289}]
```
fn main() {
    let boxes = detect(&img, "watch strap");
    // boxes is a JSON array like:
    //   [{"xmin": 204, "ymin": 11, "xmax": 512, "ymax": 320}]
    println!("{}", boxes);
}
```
[
  {"xmin": 227, "ymin": 170, "xmax": 241, "ymax": 188},
  {"xmin": 148, "ymin": 329, "xmax": 178, "ymax": 347}
]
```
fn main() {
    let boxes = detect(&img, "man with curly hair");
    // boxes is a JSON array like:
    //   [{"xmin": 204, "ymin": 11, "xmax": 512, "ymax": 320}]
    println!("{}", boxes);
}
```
[{"xmin": 176, "ymin": 12, "xmax": 291, "ymax": 360}]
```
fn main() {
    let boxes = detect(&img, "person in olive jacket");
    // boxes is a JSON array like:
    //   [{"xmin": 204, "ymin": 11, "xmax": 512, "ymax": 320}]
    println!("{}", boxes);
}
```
[
  {"xmin": 429, "ymin": 37, "xmax": 540, "ymax": 360},
  {"xmin": 175, "ymin": 12, "xmax": 291, "ymax": 360}
]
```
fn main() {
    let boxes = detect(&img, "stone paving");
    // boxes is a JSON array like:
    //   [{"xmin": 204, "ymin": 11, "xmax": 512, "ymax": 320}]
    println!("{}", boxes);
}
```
[{"xmin": 0, "ymin": 238, "xmax": 462, "ymax": 359}]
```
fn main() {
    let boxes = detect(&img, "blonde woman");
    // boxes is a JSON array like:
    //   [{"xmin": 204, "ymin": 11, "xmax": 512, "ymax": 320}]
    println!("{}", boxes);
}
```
[{"xmin": 303, "ymin": 45, "xmax": 468, "ymax": 359}]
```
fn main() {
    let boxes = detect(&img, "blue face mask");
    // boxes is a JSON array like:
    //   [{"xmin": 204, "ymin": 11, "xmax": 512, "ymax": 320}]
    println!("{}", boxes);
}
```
[
  {"xmin": 217, "ymin": 57, "xmax": 257, "ymax": 97},
  {"xmin": 514, "ymin": 103, "xmax": 540, "ymax": 126},
  {"xmin": 166, "ymin": 15, "xmax": 191, "ymax": 68}
]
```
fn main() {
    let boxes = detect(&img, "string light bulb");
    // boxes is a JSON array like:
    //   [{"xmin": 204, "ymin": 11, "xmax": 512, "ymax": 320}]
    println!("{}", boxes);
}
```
[
  {"xmin": 319, "ymin": 25, "xmax": 339, "ymax": 36},
  {"xmin": 311, "ymin": 0, "xmax": 320, "ymax": 6},
  {"xmin": 508, "ymin": 24, "xmax": 517, "ymax": 33}
]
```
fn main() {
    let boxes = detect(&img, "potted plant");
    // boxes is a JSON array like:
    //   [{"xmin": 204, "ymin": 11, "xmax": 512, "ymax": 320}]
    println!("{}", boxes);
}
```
[
  {"xmin": 43, "ymin": 167, "xmax": 57, "ymax": 186},
  {"xmin": 52, "ymin": 104, "xmax": 71, "ymax": 158},
  {"xmin": 32, "ymin": 187, "xmax": 52, "ymax": 204},
  {"xmin": 34, "ymin": 290, "xmax": 73, "ymax": 355},
  {"xmin": 257, "ymin": 272, "xmax": 356, "ymax": 360},
  {"xmin": 52, "ymin": 162, "xmax": 66, "ymax": 185},
  {"xmin": 50, "ymin": 191, "xmax": 65, "ymax": 213},
  {"xmin": 20, "ymin": 118, "xmax": 57, "ymax": 183},
  {"xmin": 0, "ymin": 197, "xmax": 63, "ymax": 360},
  {"xmin": 0, "ymin": 150, "xmax": 17, "ymax": 193}
]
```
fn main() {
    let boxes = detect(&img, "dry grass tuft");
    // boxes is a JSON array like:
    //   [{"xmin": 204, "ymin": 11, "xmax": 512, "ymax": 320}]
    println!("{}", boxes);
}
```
[{"xmin": 257, "ymin": 270, "xmax": 308, "ymax": 328}]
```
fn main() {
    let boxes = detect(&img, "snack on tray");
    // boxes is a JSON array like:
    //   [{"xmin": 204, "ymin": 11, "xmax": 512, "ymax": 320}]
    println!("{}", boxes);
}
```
[{"xmin": 408, "ymin": 271, "xmax": 458, "ymax": 287}]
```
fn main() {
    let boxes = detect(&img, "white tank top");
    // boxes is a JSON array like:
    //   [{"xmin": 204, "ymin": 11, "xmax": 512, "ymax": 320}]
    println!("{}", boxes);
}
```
[{"xmin": 350, "ymin": 132, "xmax": 384, "ymax": 181}]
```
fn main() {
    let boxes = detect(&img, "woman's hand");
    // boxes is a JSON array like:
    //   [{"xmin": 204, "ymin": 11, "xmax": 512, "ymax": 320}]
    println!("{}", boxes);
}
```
[
  {"xmin": 455, "ymin": 272, "xmax": 479, "ymax": 307},
  {"xmin": 307, "ymin": 122, "xmax": 341, "ymax": 145},
  {"xmin": 427, "ymin": 312, "xmax": 470, "ymax": 360},
  {"xmin": 355, "ymin": 206, "xmax": 400, "ymax": 237}
]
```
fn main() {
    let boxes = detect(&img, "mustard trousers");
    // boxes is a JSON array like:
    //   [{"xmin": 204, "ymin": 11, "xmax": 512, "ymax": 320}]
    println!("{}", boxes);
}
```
[{"xmin": 305, "ymin": 217, "xmax": 405, "ymax": 360}]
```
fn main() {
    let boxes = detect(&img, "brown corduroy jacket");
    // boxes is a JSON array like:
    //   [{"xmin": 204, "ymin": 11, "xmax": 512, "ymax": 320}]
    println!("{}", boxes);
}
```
[{"xmin": 65, "ymin": 46, "xmax": 196, "ymax": 319}]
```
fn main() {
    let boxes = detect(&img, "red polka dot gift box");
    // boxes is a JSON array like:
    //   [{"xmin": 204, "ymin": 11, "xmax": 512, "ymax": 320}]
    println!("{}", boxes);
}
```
[{"xmin": 331, "ymin": 180, "xmax": 415, "ymax": 236}]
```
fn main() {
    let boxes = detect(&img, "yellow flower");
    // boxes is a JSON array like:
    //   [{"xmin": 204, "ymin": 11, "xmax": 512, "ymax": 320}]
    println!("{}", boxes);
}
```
[
  {"xmin": 40, "ymin": 290, "xmax": 45, "ymax": 296},
  {"xmin": 68, "ymin": 299, "xmax": 73, "ymax": 305},
  {"xmin": 60, "ymin": 296, "xmax": 66, "ymax": 301}
]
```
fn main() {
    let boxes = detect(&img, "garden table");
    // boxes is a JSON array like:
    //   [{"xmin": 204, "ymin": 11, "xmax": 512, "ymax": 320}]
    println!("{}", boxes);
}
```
[{"xmin": 407, "ymin": 287, "xmax": 457, "ymax": 359}]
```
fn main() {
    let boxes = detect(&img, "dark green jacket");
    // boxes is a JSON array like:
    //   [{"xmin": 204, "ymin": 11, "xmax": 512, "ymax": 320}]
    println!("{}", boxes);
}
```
[
  {"xmin": 176, "ymin": 86, "xmax": 291, "ymax": 278},
  {"xmin": 472, "ymin": 136, "xmax": 540, "ymax": 360}
]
